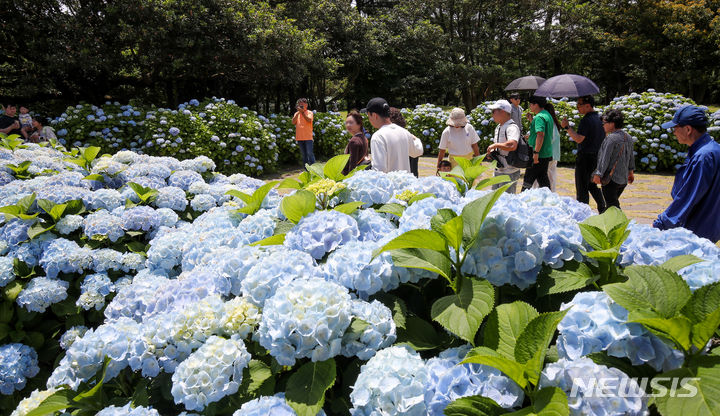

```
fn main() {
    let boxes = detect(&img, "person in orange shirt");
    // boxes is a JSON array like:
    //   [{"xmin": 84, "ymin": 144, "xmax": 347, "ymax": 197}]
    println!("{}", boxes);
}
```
[{"xmin": 292, "ymin": 98, "xmax": 315, "ymax": 166}]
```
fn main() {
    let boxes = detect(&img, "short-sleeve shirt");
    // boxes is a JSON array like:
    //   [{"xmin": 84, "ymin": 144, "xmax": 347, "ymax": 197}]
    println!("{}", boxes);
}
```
[
  {"xmin": 0, "ymin": 115, "xmax": 21, "ymax": 136},
  {"xmin": 439, "ymin": 124, "xmax": 480, "ymax": 155},
  {"xmin": 577, "ymin": 111, "xmax": 605, "ymax": 154},
  {"xmin": 528, "ymin": 110, "xmax": 554, "ymax": 159},
  {"xmin": 493, "ymin": 120, "xmax": 521, "ymax": 174},
  {"xmin": 294, "ymin": 110, "xmax": 314, "ymax": 141}
]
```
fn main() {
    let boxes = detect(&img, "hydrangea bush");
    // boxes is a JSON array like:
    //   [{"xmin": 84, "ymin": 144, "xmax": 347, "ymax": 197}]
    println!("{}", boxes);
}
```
[{"xmin": 0, "ymin": 141, "xmax": 719, "ymax": 416}]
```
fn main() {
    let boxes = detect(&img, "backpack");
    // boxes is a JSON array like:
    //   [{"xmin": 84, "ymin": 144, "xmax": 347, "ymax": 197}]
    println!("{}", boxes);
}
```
[{"xmin": 503, "ymin": 122, "xmax": 533, "ymax": 169}]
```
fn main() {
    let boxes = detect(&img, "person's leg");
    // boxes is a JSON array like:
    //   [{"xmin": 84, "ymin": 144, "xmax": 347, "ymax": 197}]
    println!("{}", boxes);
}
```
[
  {"xmin": 575, "ymin": 154, "xmax": 590, "ymax": 203},
  {"xmin": 297, "ymin": 140, "xmax": 307, "ymax": 165},
  {"xmin": 536, "ymin": 158, "xmax": 551, "ymax": 189},
  {"xmin": 586, "ymin": 153, "xmax": 605, "ymax": 212},
  {"xmin": 306, "ymin": 140, "xmax": 316, "ymax": 164},
  {"xmin": 522, "ymin": 163, "xmax": 541, "ymax": 191},
  {"xmin": 601, "ymin": 181, "xmax": 619, "ymax": 212},
  {"xmin": 507, "ymin": 170, "xmax": 521, "ymax": 194},
  {"xmin": 409, "ymin": 156, "xmax": 419, "ymax": 177},
  {"xmin": 548, "ymin": 160, "xmax": 558, "ymax": 192}
]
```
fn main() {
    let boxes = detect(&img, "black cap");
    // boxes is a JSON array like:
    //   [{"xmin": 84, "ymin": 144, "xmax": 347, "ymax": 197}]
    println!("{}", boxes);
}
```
[{"xmin": 361, "ymin": 97, "xmax": 390, "ymax": 117}]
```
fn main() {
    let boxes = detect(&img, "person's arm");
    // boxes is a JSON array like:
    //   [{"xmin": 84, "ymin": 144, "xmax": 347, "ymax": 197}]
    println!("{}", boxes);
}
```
[
  {"xmin": 436, "ymin": 149, "xmax": 446, "ymax": 168},
  {"xmin": 488, "ymin": 139, "xmax": 517, "ymax": 153},
  {"xmin": 561, "ymin": 117, "xmax": 587, "ymax": 143},
  {"xmin": 437, "ymin": 129, "xmax": 449, "ymax": 167},
  {"xmin": 471, "ymin": 142, "xmax": 480, "ymax": 157},
  {"xmin": 533, "ymin": 132, "xmax": 544, "ymax": 164},
  {"xmin": 593, "ymin": 137, "xmax": 613, "ymax": 178},
  {"xmin": 468, "ymin": 125, "xmax": 481, "ymax": 156},
  {"xmin": 300, "ymin": 110, "xmax": 313, "ymax": 123},
  {"xmin": 653, "ymin": 159, "xmax": 712, "ymax": 230},
  {"xmin": 370, "ymin": 135, "xmax": 386, "ymax": 172},
  {"xmin": 408, "ymin": 134, "xmax": 423, "ymax": 158},
  {"xmin": 291, "ymin": 111, "xmax": 300, "ymax": 125}
]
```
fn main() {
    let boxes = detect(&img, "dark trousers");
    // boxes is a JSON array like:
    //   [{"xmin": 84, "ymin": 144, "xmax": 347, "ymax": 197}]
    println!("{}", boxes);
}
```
[
  {"xmin": 575, "ymin": 152, "xmax": 606, "ymax": 211},
  {"xmin": 522, "ymin": 157, "xmax": 552, "ymax": 190},
  {"xmin": 297, "ymin": 140, "xmax": 315, "ymax": 166},
  {"xmin": 601, "ymin": 180, "xmax": 626, "ymax": 212},
  {"xmin": 409, "ymin": 156, "xmax": 419, "ymax": 177}
]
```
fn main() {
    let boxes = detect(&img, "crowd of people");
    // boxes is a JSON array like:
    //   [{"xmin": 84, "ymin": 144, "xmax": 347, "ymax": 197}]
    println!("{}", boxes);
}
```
[
  {"xmin": 0, "ymin": 104, "xmax": 56, "ymax": 143},
  {"xmin": 292, "ymin": 96, "xmax": 720, "ymax": 243}
]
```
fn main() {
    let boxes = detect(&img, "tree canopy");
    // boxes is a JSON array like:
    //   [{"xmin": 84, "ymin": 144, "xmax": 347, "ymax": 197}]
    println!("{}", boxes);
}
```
[{"xmin": 1, "ymin": 0, "xmax": 718, "ymax": 113}]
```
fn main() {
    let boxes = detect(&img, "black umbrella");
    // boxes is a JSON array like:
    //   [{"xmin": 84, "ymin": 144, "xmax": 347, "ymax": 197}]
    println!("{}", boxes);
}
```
[
  {"xmin": 534, "ymin": 74, "xmax": 599, "ymax": 98},
  {"xmin": 504, "ymin": 75, "xmax": 546, "ymax": 92}
]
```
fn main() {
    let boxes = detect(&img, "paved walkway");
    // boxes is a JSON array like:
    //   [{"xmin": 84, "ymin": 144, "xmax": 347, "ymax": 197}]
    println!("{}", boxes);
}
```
[{"xmin": 267, "ymin": 157, "xmax": 674, "ymax": 225}]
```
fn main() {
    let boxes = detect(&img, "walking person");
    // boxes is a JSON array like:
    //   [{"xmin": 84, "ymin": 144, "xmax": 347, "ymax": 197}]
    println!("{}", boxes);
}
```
[
  {"xmin": 591, "ymin": 109, "xmax": 635, "ymax": 212},
  {"xmin": 485, "ymin": 99, "xmax": 521, "ymax": 193},
  {"xmin": 653, "ymin": 105, "xmax": 720, "ymax": 243},
  {"xmin": 292, "ymin": 98, "xmax": 315, "ymax": 167},
  {"xmin": 364, "ymin": 97, "xmax": 423, "ymax": 173},
  {"xmin": 509, "ymin": 93, "xmax": 524, "ymax": 134},
  {"xmin": 521, "ymin": 96, "xmax": 554, "ymax": 190},
  {"xmin": 389, "ymin": 107, "xmax": 423, "ymax": 177},
  {"xmin": 544, "ymin": 102, "xmax": 562, "ymax": 191},
  {"xmin": 561, "ymin": 95, "xmax": 606, "ymax": 212},
  {"xmin": 436, "ymin": 108, "xmax": 481, "ymax": 170},
  {"xmin": 342, "ymin": 111, "xmax": 371, "ymax": 175}
]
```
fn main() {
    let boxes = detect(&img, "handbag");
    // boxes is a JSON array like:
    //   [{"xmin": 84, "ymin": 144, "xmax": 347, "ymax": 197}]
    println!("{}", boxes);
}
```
[
  {"xmin": 503, "ymin": 123, "xmax": 533, "ymax": 169},
  {"xmin": 600, "ymin": 133, "xmax": 628, "ymax": 186}
]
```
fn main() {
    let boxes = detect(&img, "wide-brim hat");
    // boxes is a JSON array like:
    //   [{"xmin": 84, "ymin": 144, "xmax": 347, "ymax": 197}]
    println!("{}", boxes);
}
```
[{"xmin": 447, "ymin": 108, "xmax": 468, "ymax": 127}]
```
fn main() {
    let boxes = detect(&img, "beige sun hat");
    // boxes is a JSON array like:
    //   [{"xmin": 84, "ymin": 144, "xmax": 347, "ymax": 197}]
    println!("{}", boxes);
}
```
[{"xmin": 446, "ymin": 108, "xmax": 468, "ymax": 127}]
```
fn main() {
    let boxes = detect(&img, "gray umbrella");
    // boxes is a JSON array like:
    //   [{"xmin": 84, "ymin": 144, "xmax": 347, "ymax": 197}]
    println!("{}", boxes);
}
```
[
  {"xmin": 534, "ymin": 74, "xmax": 599, "ymax": 98},
  {"xmin": 504, "ymin": 76, "xmax": 546, "ymax": 92}
]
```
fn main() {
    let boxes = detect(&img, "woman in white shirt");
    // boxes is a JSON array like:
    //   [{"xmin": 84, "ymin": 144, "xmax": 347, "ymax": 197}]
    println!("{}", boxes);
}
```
[{"xmin": 436, "ymin": 108, "xmax": 481, "ymax": 169}]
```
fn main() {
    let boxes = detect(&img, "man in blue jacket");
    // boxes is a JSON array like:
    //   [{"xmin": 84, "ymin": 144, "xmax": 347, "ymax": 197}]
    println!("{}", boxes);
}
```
[{"xmin": 654, "ymin": 105, "xmax": 720, "ymax": 243}]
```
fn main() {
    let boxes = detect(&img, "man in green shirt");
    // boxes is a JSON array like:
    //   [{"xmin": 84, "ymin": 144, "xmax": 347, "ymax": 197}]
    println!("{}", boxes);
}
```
[{"xmin": 522, "ymin": 95, "xmax": 554, "ymax": 190}]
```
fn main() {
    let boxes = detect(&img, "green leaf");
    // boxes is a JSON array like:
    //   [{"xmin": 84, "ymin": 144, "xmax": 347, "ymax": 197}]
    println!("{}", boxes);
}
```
[
  {"xmin": 73, "ymin": 356, "xmax": 110, "ymax": 409},
  {"xmin": 375, "ymin": 203, "xmax": 405, "ymax": 217},
  {"xmin": 407, "ymin": 192, "xmax": 434, "ymax": 204},
  {"xmin": 235, "ymin": 181, "xmax": 278, "ymax": 215},
  {"xmin": 514, "ymin": 310, "xmax": 569, "ymax": 385},
  {"xmin": 441, "ymin": 216, "xmax": 465, "ymax": 251},
  {"xmin": 16, "ymin": 193, "xmax": 37, "ymax": 212},
  {"xmin": 83, "ymin": 146, "xmax": 101, "ymax": 162},
  {"xmin": 483, "ymin": 301, "xmax": 539, "ymax": 359},
  {"xmin": 691, "ymin": 307, "xmax": 720, "ymax": 351},
  {"xmin": 527, "ymin": 386, "xmax": 570, "ymax": 416},
  {"xmin": 49, "ymin": 204, "xmax": 68, "ymax": 222},
  {"xmin": 250, "ymin": 234, "xmax": 286, "ymax": 246},
  {"xmin": 83, "ymin": 174, "xmax": 105, "ymax": 182},
  {"xmin": 64, "ymin": 199, "xmax": 85, "ymax": 216},
  {"xmin": 280, "ymin": 190, "xmax": 317, "ymax": 223},
  {"xmin": 462, "ymin": 346, "xmax": 528, "ymax": 389},
  {"xmin": 342, "ymin": 318, "xmax": 370, "ymax": 345},
  {"xmin": 25, "ymin": 389, "xmax": 75, "ymax": 416},
  {"xmin": 443, "ymin": 395, "xmax": 506, "ymax": 416},
  {"xmin": 323, "ymin": 154, "xmax": 351, "ymax": 181},
  {"xmin": 396, "ymin": 315, "xmax": 449, "ymax": 351},
  {"xmin": 274, "ymin": 220, "xmax": 296, "ymax": 235},
  {"xmin": 536, "ymin": 262, "xmax": 597, "ymax": 297},
  {"xmin": 277, "ymin": 178, "xmax": 303, "ymax": 190},
  {"xmin": 461, "ymin": 184, "xmax": 511, "ymax": 250},
  {"xmin": 431, "ymin": 276, "xmax": 494, "ymax": 344},
  {"xmin": 243, "ymin": 360, "xmax": 274, "ymax": 397},
  {"xmin": 582, "ymin": 206, "xmax": 629, "ymax": 235},
  {"xmin": 333, "ymin": 201, "xmax": 364, "ymax": 215},
  {"xmin": 682, "ymin": 282, "xmax": 720, "ymax": 324},
  {"xmin": 582, "ymin": 248, "xmax": 620, "ymax": 260},
  {"xmin": 226, "ymin": 189, "xmax": 253, "ymax": 204},
  {"xmin": 628, "ymin": 309, "xmax": 693, "ymax": 351},
  {"xmin": 430, "ymin": 208, "xmax": 458, "ymax": 236},
  {"xmin": 131, "ymin": 379, "xmax": 149, "ymax": 407},
  {"xmin": 27, "ymin": 223, "xmax": 54, "ymax": 240},
  {"xmin": 578, "ymin": 223, "xmax": 608, "ymax": 251},
  {"xmin": 374, "ymin": 229, "xmax": 448, "ymax": 256},
  {"xmin": 661, "ymin": 254, "xmax": 704, "ymax": 273},
  {"xmin": 474, "ymin": 175, "xmax": 512, "ymax": 191},
  {"xmin": 603, "ymin": 265, "xmax": 691, "ymax": 318},
  {"xmin": 653, "ymin": 356, "xmax": 720, "ymax": 416},
  {"xmin": 389, "ymin": 248, "xmax": 450, "ymax": 279},
  {"xmin": 3, "ymin": 280, "xmax": 24, "ymax": 301},
  {"xmin": 125, "ymin": 241, "xmax": 148, "ymax": 254},
  {"xmin": 305, "ymin": 162, "xmax": 326, "ymax": 179},
  {"xmin": 285, "ymin": 359, "xmax": 336, "ymax": 416}
]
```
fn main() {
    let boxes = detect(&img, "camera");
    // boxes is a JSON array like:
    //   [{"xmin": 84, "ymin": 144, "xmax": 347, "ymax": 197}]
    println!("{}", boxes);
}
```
[{"xmin": 484, "ymin": 150, "xmax": 508, "ymax": 168}]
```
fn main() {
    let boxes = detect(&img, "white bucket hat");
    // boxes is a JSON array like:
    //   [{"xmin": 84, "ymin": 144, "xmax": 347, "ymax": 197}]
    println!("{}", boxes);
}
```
[
  {"xmin": 488, "ymin": 99, "xmax": 513, "ymax": 114},
  {"xmin": 446, "ymin": 108, "xmax": 468, "ymax": 127}
]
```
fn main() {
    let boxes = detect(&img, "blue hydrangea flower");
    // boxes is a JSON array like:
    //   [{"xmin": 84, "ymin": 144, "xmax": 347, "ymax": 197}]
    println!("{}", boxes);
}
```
[
  {"xmin": 680, "ymin": 260, "xmax": 720, "ymax": 291},
  {"xmin": 168, "ymin": 170, "xmax": 204, "ymax": 191},
  {"xmin": 323, "ymin": 240, "xmax": 400, "ymax": 296},
  {"xmin": 461, "ymin": 214, "xmax": 545, "ymax": 289},
  {"xmin": 557, "ymin": 291, "xmax": 684, "ymax": 371},
  {"xmin": 39, "ymin": 238, "xmax": 93, "ymax": 278},
  {"xmin": 190, "ymin": 194, "xmax": 217, "ymax": 212},
  {"xmin": 84, "ymin": 210, "xmax": 125, "ymax": 242},
  {"xmin": 342, "ymin": 170, "xmax": 394, "ymax": 206},
  {"xmin": 424, "ymin": 345, "xmax": 524, "ymax": 415},
  {"xmin": 59, "ymin": 326, "xmax": 89, "ymax": 350},
  {"xmin": 350, "ymin": 346, "xmax": 428, "ymax": 416},
  {"xmin": 146, "ymin": 228, "xmax": 188, "ymax": 272},
  {"xmin": 257, "ymin": 277, "xmax": 353, "ymax": 365},
  {"xmin": 77, "ymin": 273, "xmax": 115, "ymax": 311},
  {"xmin": 171, "ymin": 335, "xmax": 251, "ymax": 411},
  {"xmin": 90, "ymin": 189, "xmax": 124, "ymax": 211},
  {"xmin": 121, "ymin": 206, "xmax": 160, "ymax": 231},
  {"xmin": 95, "ymin": 403, "xmax": 160, "ymax": 416},
  {"xmin": 353, "ymin": 209, "xmax": 397, "ymax": 242},
  {"xmin": 0, "ymin": 256, "xmax": 14, "ymax": 288},
  {"xmin": 0, "ymin": 219, "xmax": 31, "ymax": 246},
  {"xmin": 91, "ymin": 248, "xmax": 124, "ymax": 272},
  {"xmin": 539, "ymin": 357, "xmax": 648, "ymax": 416},
  {"xmin": 241, "ymin": 248, "xmax": 321, "ymax": 307},
  {"xmin": 342, "ymin": 300, "xmax": 396, "ymax": 360},
  {"xmin": 233, "ymin": 393, "xmax": 326, "ymax": 416},
  {"xmin": 10, "ymin": 388, "xmax": 60, "ymax": 416},
  {"xmin": 0, "ymin": 343, "xmax": 39, "ymax": 395},
  {"xmin": 236, "ymin": 209, "xmax": 276, "ymax": 243},
  {"xmin": 621, "ymin": 223, "xmax": 720, "ymax": 267},
  {"xmin": 155, "ymin": 208, "xmax": 179, "ymax": 228},
  {"xmin": 56, "ymin": 214, "xmax": 84, "ymax": 235},
  {"xmin": 398, "ymin": 197, "xmax": 455, "ymax": 233},
  {"xmin": 103, "ymin": 271, "xmax": 170, "ymax": 322},
  {"xmin": 155, "ymin": 186, "xmax": 188, "ymax": 211},
  {"xmin": 16, "ymin": 277, "xmax": 69, "ymax": 312},
  {"xmin": 284, "ymin": 210, "xmax": 359, "ymax": 259},
  {"xmin": 404, "ymin": 176, "xmax": 461, "ymax": 203}
]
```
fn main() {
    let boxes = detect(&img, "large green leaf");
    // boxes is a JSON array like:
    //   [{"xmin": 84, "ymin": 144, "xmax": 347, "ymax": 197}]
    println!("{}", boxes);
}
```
[
  {"xmin": 474, "ymin": 175, "xmax": 512, "ymax": 191},
  {"xmin": 661, "ymin": 255, "xmax": 704, "ymax": 273},
  {"xmin": 582, "ymin": 206, "xmax": 628, "ymax": 236},
  {"xmin": 16, "ymin": 193, "xmax": 36, "ymax": 212},
  {"xmin": 305, "ymin": 162, "xmax": 325, "ymax": 179},
  {"xmin": 603, "ymin": 265, "xmax": 691, "ymax": 318},
  {"xmin": 333, "ymin": 201, "xmax": 364, "ymax": 215},
  {"xmin": 441, "ymin": 216, "xmax": 465, "ymax": 251},
  {"xmin": 483, "ymin": 301, "xmax": 539, "ymax": 359},
  {"xmin": 519, "ymin": 387, "xmax": 569, "ymax": 416},
  {"xmin": 430, "ymin": 208, "xmax": 458, "ymax": 235},
  {"xmin": 389, "ymin": 248, "xmax": 451, "ymax": 280},
  {"xmin": 514, "ymin": 310, "xmax": 569, "ymax": 385},
  {"xmin": 83, "ymin": 146, "xmax": 101, "ymax": 162},
  {"xmin": 285, "ymin": 359, "xmax": 336, "ymax": 416},
  {"xmin": 536, "ymin": 262, "xmax": 597, "ymax": 297},
  {"xmin": 431, "ymin": 276, "xmax": 494, "ymax": 344},
  {"xmin": 682, "ymin": 282, "xmax": 720, "ymax": 324},
  {"xmin": 280, "ymin": 190, "xmax": 317, "ymax": 223},
  {"xmin": 577, "ymin": 223, "xmax": 608, "ymax": 251},
  {"xmin": 239, "ymin": 359, "xmax": 275, "ymax": 398},
  {"xmin": 691, "ymin": 307, "xmax": 720, "ymax": 351},
  {"xmin": 323, "ymin": 154, "xmax": 351, "ymax": 181},
  {"xmin": 277, "ymin": 178, "xmax": 303, "ymax": 190},
  {"xmin": 374, "ymin": 229, "xmax": 448, "ymax": 255},
  {"xmin": 375, "ymin": 203, "xmax": 405, "ymax": 217},
  {"xmin": 461, "ymin": 184, "xmax": 511, "ymax": 250},
  {"xmin": 653, "ymin": 356, "xmax": 720, "ymax": 416},
  {"xmin": 628, "ymin": 310, "xmax": 693, "ymax": 351},
  {"xmin": 25, "ymin": 389, "xmax": 75, "ymax": 416},
  {"xmin": 444, "ymin": 395, "xmax": 506, "ymax": 416},
  {"xmin": 396, "ymin": 315, "xmax": 450, "ymax": 351},
  {"xmin": 249, "ymin": 233, "xmax": 286, "ymax": 246},
  {"xmin": 462, "ymin": 346, "xmax": 528, "ymax": 389}
]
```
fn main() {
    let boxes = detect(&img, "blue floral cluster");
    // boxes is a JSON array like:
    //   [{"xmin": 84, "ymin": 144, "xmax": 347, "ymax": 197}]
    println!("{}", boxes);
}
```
[
  {"xmin": 95, "ymin": 403, "xmax": 161, "ymax": 416},
  {"xmin": 0, "ymin": 344, "xmax": 39, "ymax": 395},
  {"xmin": 233, "ymin": 393, "xmax": 326, "ymax": 416},
  {"xmin": 77, "ymin": 273, "xmax": 115, "ymax": 311},
  {"xmin": 16, "ymin": 277, "xmax": 69, "ymax": 313},
  {"xmin": 284, "ymin": 210, "xmax": 359, "ymax": 259}
]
